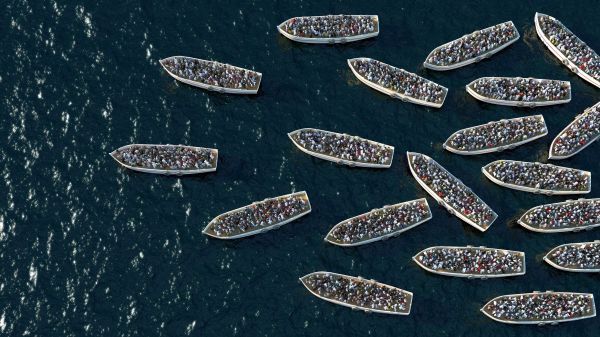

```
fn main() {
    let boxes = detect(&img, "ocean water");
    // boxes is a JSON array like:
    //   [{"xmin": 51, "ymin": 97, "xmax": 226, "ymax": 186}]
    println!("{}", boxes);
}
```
[{"xmin": 1, "ymin": 0, "xmax": 599, "ymax": 336}]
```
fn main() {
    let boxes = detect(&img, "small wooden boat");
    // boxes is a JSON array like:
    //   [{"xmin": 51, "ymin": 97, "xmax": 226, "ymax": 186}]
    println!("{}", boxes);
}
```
[
  {"xmin": 300, "ymin": 271, "xmax": 413, "ymax": 315},
  {"xmin": 518, "ymin": 198, "xmax": 600, "ymax": 233},
  {"xmin": 549, "ymin": 101, "xmax": 600, "ymax": 160},
  {"xmin": 466, "ymin": 77, "xmax": 571, "ymax": 107},
  {"xmin": 443, "ymin": 115, "xmax": 547, "ymax": 155},
  {"xmin": 544, "ymin": 241, "xmax": 600, "ymax": 272},
  {"xmin": 109, "ymin": 144, "xmax": 218, "ymax": 175},
  {"xmin": 159, "ymin": 56, "xmax": 262, "ymax": 94},
  {"xmin": 202, "ymin": 191, "xmax": 311, "ymax": 239},
  {"xmin": 277, "ymin": 15, "xmax": 379, "ymax": 44}
]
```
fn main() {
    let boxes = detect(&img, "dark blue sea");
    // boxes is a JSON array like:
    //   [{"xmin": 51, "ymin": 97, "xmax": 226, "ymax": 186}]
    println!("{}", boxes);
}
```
[{"xmin": 1, "ymin": 0, "xmax": 599, "ymax": 336}]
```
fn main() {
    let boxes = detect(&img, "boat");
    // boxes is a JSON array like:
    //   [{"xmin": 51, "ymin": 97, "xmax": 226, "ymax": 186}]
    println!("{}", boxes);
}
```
[
  {"xmin": 324, "ymin": 198, "xmax": 432, "ymax": 247},
  {"xmin": 482, "ymin": 160, "xmax": 591, "ymax": 195},
  {"xmin": 481, "ymin": 291, "xmax": 596, "ymax": 325},
  {"xmin": 413, "ymin": 246, "xmax": 525, "ymax": 279},
  {"xmin": 535, "ymin": 13, "xmax": 600, "ymax": 89},
  {"xmin": 549, "ymin": 101, "xmax": 600, "ymax": 160},
  {"xmin": 518, "ymin": 198, "xmax": 600, "ymax": 233},
  {"xmin": 277, "ymin": 15, "xmax": 379, "ymax": 44},
  {"xmin": 423, "ymin": 21, "xmax": 520, "ymax": 71},
  {"xmin": 202, "ymin": 191, "xmax": 311, "ymax": 239},
  {"xmin": 406, "ymin": 152, "xmax": 497, "ymax": 232},
  {"xmin": 299, "ymin": 271, "xmax": 413, "ymax": 315},
  {"xmin": 109, "ymin": 144, "xmax": 218, "ymax": 175},
  {"xmin": 159, "ymin": 56, "xmax": 262, "ymax": 94},
  {"xmin": 466, "ymin": 77, "xmax": 571, "ymax": 107},
  {"xmin": 348, "ymin": 58, "xmax": 448, "ymax": 108},
  {"xmin": 288, "ymin": 128, "xmax": 394, "ymax": 168},
  {"xmin": 443, "ymin": 115, "xmax": 547, "ymax": 155},
  {"xmin": 544, "ymin": 241, "xmax": 600, "ymax": 272}
]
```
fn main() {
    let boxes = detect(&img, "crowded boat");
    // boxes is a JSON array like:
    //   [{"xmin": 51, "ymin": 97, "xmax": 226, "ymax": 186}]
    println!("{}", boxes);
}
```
[
  {"xmin": 481, "ymin": 291, "xmax": 596, "ymax": 324},
  {"xmin": 348, "ymin": 57, "xmax": 448, "ymax": 108},
  {"xmin": 466, "ymin": 77, "xmax": 571, "ymax": 107},
  {"xmin": 424, "ymin": 21, "xmax": 519, "ymax": 70},
  {"xmin": 549, "ymin": 101, "xmax": 600, "ymax": 160},
  {"xmin": 202, "ymin": 191, "xmax": 311, "ymax": 239},
  {"xmin": 443, "ymin": 115, "xmax": 547, "ymax": 155},
  {"xmin": 482, "ymin": 160, "xmax": 591, "ymax": 195},
  {"xmin": 278, "ymin": 15, "xmax": 379, "ymax": 43},
  {"xmin": 413, "ymin": 246, "xmax": 525, "ymax": 278},
  {"xmin": 518, "ymin": 198, "xmax": 600, "ymax": 233},
  {"xmin": 288, "ymin": 128, "xmax": 394, "ymax": 168},
  {"xmin": 535, "ymin": 13, "xmax": 600, "ymax": 89},
  {"xmin": 160, "ymin": 56, "xmax": 262, "ymax": 94},
  {"xmin": 544, "ymin": 241, "xmax": 600, "ymax": 272},
  {"xmin": 110, "ymin": 144, "xmax": 218, "ymax": 175},
  {"xmin": 407, "ymin": 152, "xmax": 497, "ymax": 231},
  {"xmin": 300, "ymin": 271, "xmax": 413, "ymax": 315},
  {"xmin": 325, "ymin": 199, "xmax": 431, "ymax": 246}
]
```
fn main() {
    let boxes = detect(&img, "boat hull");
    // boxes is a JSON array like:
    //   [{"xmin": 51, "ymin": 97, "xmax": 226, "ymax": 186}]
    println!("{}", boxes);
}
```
[
  {"xmin": 277, "ymin": 15, "xmax": 379, "ymax": 44},
  {"xmin": 465, "ymin": 80, "xmax": 571, "ymax": 107}
]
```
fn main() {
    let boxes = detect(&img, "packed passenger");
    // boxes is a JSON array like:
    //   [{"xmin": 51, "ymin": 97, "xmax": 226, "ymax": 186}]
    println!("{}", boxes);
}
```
[
  {"xmin": 114, "ymin": 145, "xmax": 216, "ymax": 170},
  {"xmin": 551, "ymin": 103, "xmax": 600, "ymax": 157},
  {"xmin": 416, "ymin": 247, "xmax": 523, "ymax": 275},
  {"xmin": 547, "ymin": 242, "xmax": 600, "ymax": 270},
  {"xmin": 161, "ymin": 57, "xmax": 260, "ymax": 89},
  {"xmin": 484, "ymin": 161, "xmax": 590, "ymax": 192},
  {"xmin": 470, "ymin": 78, "xmax": 570, "ymax": 102},
  {"xmin": 521, "ymin": 199, "xmax": 600, "ymax": 230},
  {"xmin": 485, "ymin": 293, "xmax": 594, "ymax": 321},
  {"xmin": 282, "ymin": 15, "xmax": 376, "ymax": 38}
]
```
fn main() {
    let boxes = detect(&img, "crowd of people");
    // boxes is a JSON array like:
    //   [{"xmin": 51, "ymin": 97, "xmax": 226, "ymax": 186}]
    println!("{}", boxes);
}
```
[
  {"xmin": 114, "ymin": 145, "xmax": 216, "ymax": 171},
  {"xmin": 208, "ymin": 194, "xmax": 310, "ymax": 236},
  {"xmin": 304, "ymin": 273, "xmax": 410, "ymax": 313},
  {"xmin": 522, "ymin": 199, "xmax": 600, "ymax": 230},
  {"xmin": 291, "ymin": 129, "xmax": 393, "ymax": 165},
  {"xmin": 547, "ymin": 242, "xmax": 600, "ymax": 270},
  {"xmin": 350, "ymin": 59, "xmax": 446, "ymax": 104},
  {"xmin": 538, "ymin": 14, "xmax": 600, "ymax": 82},
  {"xmin": 161, "ymin": 57, "xmax": 260, "ymax": 89},
  {"xmin": 484, "ymin": 293, "xmax": 594, "ymax": 322},
  {"xmin": 281, "ymin": 15, "xmax": 377, "ymax": 38},
  {"xmin": 485, "ymin": 161, "xmax": 590, "ymax": 192},
  {"xmin": 470, "ymin": 78, "xmax": 570, "ymax": 102},
  {"xmin": 551, "ymin": 103, "xmax": 600, "ymax": 157},
  {"xmin": 411, "ymin": 154, "xmax": 496, "ymax": 229},
  {"xmin": 426, "ymin": 22, "xmax": 518, "ymax": 67},
  {"xmin": 416, "ymin": 247, "xmax": 523, "ymax": 275},
  {"xmin": 328, "ymin": 200, "xmax": 430, "ymax": 244},
  {"xmin": 447, "ymin": 116, "xmax": 547, "ymax": 152}
]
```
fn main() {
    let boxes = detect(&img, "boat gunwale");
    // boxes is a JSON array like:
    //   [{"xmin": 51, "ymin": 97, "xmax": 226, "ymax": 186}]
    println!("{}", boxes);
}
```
[
  {"xmin": 465, "ymin": 77, "xmax": 572, "ymax": 107},
  {"xmin": 277, "ymin": 15, "xmax": 379, "ymax": 44},
  {"xmin": 549, "ymin": 101, "xmax": 600, "ymax": 160},
  {"xmin": 517, "ymin": 197, "xmax": 600, "ymax": 233},
  {"xmin": 543, "ymin": 241, "xmax": 600, "ymax": 272}
]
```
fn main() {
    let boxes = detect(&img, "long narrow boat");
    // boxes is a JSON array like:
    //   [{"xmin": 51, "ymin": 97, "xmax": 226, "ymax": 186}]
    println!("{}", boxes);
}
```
[
  {"xmin": 348, "ymin": 58, "xmax": 448, "ymax": 108},
  {"xmin": 202, "ymin": 191, "xmax": 311, "ymax": 239},
  {"xmin": 549, "ymin": 101, "xmax": 600, "ymax": 160},
  {"xmin": 535, "ymin": 13, "xmax": 600, "ymax": 89},
  {"xmin": 466, "ymin": 77, "xmax": 571, "ymax": 107},
  {"xmin": 109, "ymin": 144, "xmax": 218, "ymax": 175},
  {"xmin": 288, "ymin": 128, "xmax": 394, "ymax": 168},
  {"xmin": 544, "ymin": 241, "xmax": 600, "ymax": 273},
  {"xmin": 443, "ymin": 115, "xmax": 547, "ymax": 155},
  {"xmin": 324, "ymin": 198, "xmax": 432, "ymax": 247},
  {"xmin": 406, "ymin": 152, "xmax": 497, "ymax": 232},
  {"xmin": 277, "ymin": 15, "xmax": 379, "ymax": 44},
  {"xmin": 423, "ymin": 21, "xmax": 520, "ymax": 71},
  {"xmin": 413, "ymin": 246, "xmax": 525, "ymax": 279},
  {"xmin": 482, "ymin": 160, "xmax": 591, "ymax": 195},
  {"xmin": 481, "ymin": 291, "xmax": 596, "ymax": 325},
  {"xmin": 518, "ymin": 198, "xmax": 600, "ymax": 233},
  {"xmin": 299, "ymin": 271, "xmax": 413, "ymax": 315},
  {"xmin": 159, "ymin": 56, "xmax": 262, "ymax": 94}
]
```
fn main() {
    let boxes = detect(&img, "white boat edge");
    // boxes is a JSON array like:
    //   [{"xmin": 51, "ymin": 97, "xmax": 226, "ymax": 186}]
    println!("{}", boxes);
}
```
[
  {"xmin": 543, "ymin": 240, "xmax": 600, "ymax": 273},
  {"xmin": 517, "ymin": 198, "xmax": 600, "ymax": 233},
  {"xmin": 276, "ymin": 15, "xmax": 380, "ymax": 44},
  {"xmin": 465, "ymin": 77, "xmax": 572, "ymax": 107},
  {"xmin": 549, "ymin": 101, "xmax": 600, "ymax": 160}
]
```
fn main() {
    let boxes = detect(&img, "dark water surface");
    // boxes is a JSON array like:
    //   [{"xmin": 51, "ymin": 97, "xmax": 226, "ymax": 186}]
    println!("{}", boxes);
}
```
[{"xmin": 1, "ymin": 0, "xmax": 599, "ymax": 336}]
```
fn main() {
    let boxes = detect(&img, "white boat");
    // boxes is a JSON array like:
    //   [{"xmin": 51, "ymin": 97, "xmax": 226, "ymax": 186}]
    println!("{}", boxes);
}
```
[
  {"xmin": 535, "ymin": 13, "xmax": 600, "ymax": 89},
  {"xmin": 159, "ymin": 56, "xmax": 262, "ymax": 94},
  {"xmin": 544, "ymin": 241, "xmax": 600, "ymax": 273},
  {"xmin": 443, "ymin": 115, "xmax": 547, "ymax": 155},
  {"xmin": 518, "ymin": 198, "xmax": 600, "ymax": 233},
  {"xmin": 202, "ymin": 191, "xmax": 311, "ymax": 239},
  {"xmin": 277, "ymin": 15, "xmax": 379, "ymax": 44},
  {"xmin": 299, "ymin": 271, "xmax": 413, "ymax": 315},
  {"xmin": 288, "ymin": 128, "xmax": 394, "ymax": 168},
  {"xmin": 324, "ymin": 198, "xmax": 432, "ymax": 247},
  {"xmin": 481, "ymin": 291, "xmax": 596, "ymax": 325},
  {"xmin": 424, "ymin": 21, "xmax": 520, "ymax": 71},
  {"xmin": 406, "ymin": 152, "xmax": 497, "ymax": 232},
  {"xmin": 413, "ymin": 246, "xmax": 526, "ymax": 279},
  {"xmin": 348, "ymin": 58, "xmax": 448, "ymax": 108},
  {"xmin": 549, "ymin": 101, "xmax": 600, "ymax": 160},
  {"xmin": 109, "ymin": 144, "xmax": 218, "ymax": 175},
  {"xmin": 466, "ymin": 77, "xmax": 571, "ymax": 107},
  {"xmin": 482, "ymin": 160, "xmax": 591, "ymax": 195}
]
